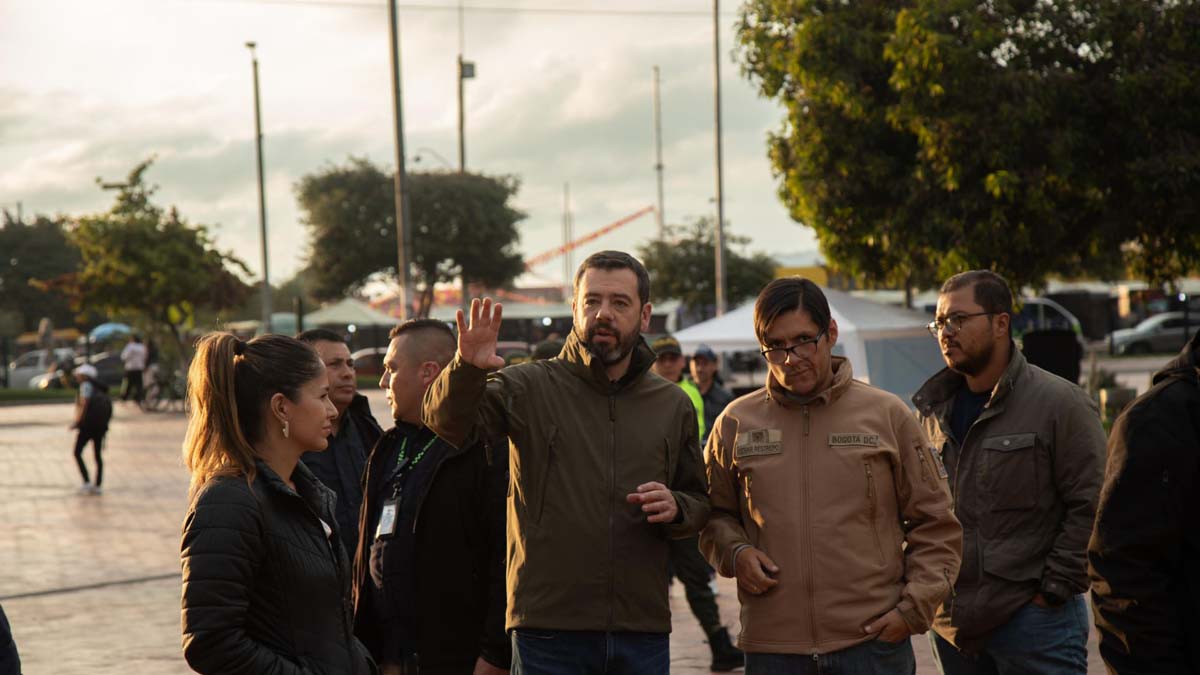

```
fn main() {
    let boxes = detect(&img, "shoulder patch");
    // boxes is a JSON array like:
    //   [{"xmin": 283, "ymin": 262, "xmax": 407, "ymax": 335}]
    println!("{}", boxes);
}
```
[{"xmin": 929, "ymin": 447, "xmax": 949, "ymax": 479}]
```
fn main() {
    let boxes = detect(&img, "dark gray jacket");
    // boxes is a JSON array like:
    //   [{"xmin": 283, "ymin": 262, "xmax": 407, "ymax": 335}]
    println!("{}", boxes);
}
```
[
  {"xmin": 181, "ymin": 460, "xmax": 375, "ymax": 675},
  {"xmin": 913, "ymin": 347, "xmax": 1105, "ymax": 648}
]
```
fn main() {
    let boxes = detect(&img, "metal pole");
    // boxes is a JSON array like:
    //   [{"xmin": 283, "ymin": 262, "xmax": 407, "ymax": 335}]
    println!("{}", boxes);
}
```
[
  {"xmin": 246, "ymin": 42, "xmax": 272, "ymax": 333},
  {"xmin": 712, "ymin": 0, "xmax": 728, "ymax": 316},
  {"xmin": 457, "ymin": 0, "xmax": 466, "ymax": 172},
  {"xmin": 653, "ymin": 66, "xmax": 665, "ymax": 239},
  {"xmin": 388, "ymin": 0, "xmax": 413, "ymax": 319}
]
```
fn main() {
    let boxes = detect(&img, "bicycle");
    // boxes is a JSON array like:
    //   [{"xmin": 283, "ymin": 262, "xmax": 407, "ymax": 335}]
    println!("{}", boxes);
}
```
[{"xmin": 140, "ymin": 364, "xmax": 187, "ymax": 412}]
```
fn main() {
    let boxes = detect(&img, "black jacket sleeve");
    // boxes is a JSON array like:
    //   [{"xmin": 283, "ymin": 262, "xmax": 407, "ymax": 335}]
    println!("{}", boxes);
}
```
[
  {"xmin": 1089, "ymin": 377, "xmax": 1200, "ymax": 674},
  {"xmin": 477, "ymin": 436, "xmax": 512, "ymax": 669},
  {"xmin": 181, "ymin": 480, "xmax": 313, "ymax": 675}
]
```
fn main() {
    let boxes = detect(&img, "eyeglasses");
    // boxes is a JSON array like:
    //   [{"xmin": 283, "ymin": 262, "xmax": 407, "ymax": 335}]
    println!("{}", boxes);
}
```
[
  {"xmin": 760, "ymin": 328, "xmax": 827, "ymax": 364},
  {"xmin": 927, "ymin": 312, "xmax": 993, "ymax": 337}
]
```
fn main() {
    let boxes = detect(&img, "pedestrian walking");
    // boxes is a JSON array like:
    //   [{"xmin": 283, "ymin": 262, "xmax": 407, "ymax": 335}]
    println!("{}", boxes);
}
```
[
  {"xmin": 702, "ymin": 277, "xmax": 962, "ymax": 673},
  {"xmin": 70, "ymin": 363, "xmax": 111, "ymax": 495},
  {"xmin": 423, "ymin": 251, "xmax": 710, "ymax": 675},
  {"xmin": 352, "ymin": 319, "xmax": 509, "ymax": 675},
  {"xmin": 650, "ymin": 334, "xmax": 742, "ymax": 671},
  {"xmin": 298, "ymin": 328, "xmax": 382, "ymax": 554},
  {"xmin": 119, "ymin": 335, "xmax": 147, "ymax": 403},
  {"xmin": 914, "ymin": 270, "xmax": 1105, "ymax": 674},
  {"xmin": 179, "ymin": 333, "xmax": 375, "ymax": 675},
  {"xmin": 1089, "ymin": 329, "xmax": 1200, "ymax": 673}
]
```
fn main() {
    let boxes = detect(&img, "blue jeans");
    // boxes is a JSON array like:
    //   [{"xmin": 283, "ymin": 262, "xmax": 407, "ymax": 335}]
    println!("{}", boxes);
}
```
[
  {"xmin": 745, "ymin": 638, "xmax": 915, "ymax": 674},
  {"xmin": 929, "ymin": 595, "xmax": 1089, "ymax": 675},
  {"xmin": 511, "ymin": 630, "xmax": 669, "ymax": 675}
]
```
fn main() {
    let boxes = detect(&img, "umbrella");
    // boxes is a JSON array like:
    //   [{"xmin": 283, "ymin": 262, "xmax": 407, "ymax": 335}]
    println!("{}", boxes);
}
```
[{"xmin": 89, "ymin": 322, "xmax": 133, "ymax": 342}]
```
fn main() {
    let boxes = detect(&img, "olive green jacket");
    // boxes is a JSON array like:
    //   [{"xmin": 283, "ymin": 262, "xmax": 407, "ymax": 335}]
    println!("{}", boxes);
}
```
[{"xmin": 423, "ymin": 332, "xmax": 710, "ymax": 633}]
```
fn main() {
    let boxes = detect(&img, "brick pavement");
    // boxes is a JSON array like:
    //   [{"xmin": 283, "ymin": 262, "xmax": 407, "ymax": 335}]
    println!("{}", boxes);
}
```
[{"xmin": 1, "ymin": 394, "xmax": 1105, "ymax": 673}]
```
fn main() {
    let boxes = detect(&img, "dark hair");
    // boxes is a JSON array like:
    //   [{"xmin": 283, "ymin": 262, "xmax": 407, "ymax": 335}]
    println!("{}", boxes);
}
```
[
  {"xmin": 940, "ymin": 270, "xmax": 1014, "ymax": 336},
  {"xmin": 183, "ymin": 332, "xmax": 324, "ymax": 495},
  {"xmin": 573, "ymin": 250, "xmax": 650, "ymax": 306},
  {"xmin": 296, "ymin": 328, "xmax": 346, "ymax": 345},
  {"xmin": 388, "ymin": 319, "xmax": 457, "ymax": 367},
  {"xmin": 753, "ymin": 277, "xmax": 832, "ymax": 343}
]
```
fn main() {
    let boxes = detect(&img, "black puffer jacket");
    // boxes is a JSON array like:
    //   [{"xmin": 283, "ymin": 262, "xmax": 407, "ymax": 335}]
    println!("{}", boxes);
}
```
[
  {"xmin": 1089, "ymin": 330, "xmax": 1200, "ymax": 674},
  {"xmin": 182, "ymin": 459, "xmax": 376, "ymax": 675}
]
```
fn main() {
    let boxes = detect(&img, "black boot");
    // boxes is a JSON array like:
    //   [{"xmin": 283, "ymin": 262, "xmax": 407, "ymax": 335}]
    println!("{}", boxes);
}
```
[{"xmin": 707, "ymin": 626, "xmax": 744, "ymax": 672}]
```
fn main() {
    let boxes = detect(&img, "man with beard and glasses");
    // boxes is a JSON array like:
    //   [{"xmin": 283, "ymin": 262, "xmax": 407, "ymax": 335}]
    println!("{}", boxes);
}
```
[
  {"xmin": 422, "ymin": 250, "xmax": 710, "ymax": 675},
  {"xmin": 913, "ymin": 270, "xmax": 1104, "ymax": 675}
]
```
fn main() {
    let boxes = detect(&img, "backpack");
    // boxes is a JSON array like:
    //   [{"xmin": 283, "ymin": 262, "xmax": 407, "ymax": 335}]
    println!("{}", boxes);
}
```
[{"xmin": 81, "ymin": 381, "xmax": 113, "ymax": 433}]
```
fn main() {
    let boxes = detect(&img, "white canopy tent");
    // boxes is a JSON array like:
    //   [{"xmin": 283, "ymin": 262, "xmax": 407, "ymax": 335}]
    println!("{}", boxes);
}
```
[{"xmin": 673, "ymin": 288, "xmax": 945, "ymax": 404}]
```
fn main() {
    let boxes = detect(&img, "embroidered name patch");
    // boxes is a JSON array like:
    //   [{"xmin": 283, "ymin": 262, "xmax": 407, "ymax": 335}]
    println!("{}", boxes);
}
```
[
  {"xmin": 735, "ymin": 429, "xmax": 783, "ymax": 457},
  {"xmin": 929, "ymin": 447, "xmax": 949, "ymax": 479},
  {"xmin": 828, "ymin": 433, "xmax": 880, "ymax": 448}
]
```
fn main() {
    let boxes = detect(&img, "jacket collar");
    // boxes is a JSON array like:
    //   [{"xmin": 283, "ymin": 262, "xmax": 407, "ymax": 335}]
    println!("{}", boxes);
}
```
[
  {"xmin": 255, "ymin": 458, "xmax": 336, "ymax": 517},
  {"xmin": 1153, "ymin": 329, "xmax": 1200, "ymax": 385},
  {"xmin": 560, "ymin": 330, "xmax": 657, "ymax": 394},
  {"xmin": 374, "ymin": 420, "xmax": 470, "ymax": 463},
  {"xmin": 912, "ymin": 341, "xmax": 1027, "ymax": 417},
  {"xmin": 765, "ymin": 355, "xmax": 854, "ymax": 409}
]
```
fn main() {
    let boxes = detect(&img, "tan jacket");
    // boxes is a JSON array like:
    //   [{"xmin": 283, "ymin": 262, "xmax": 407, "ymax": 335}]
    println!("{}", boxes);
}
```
[{"xmin": 701, "ymin": 357, "xmax": 961, "ymax": 654}]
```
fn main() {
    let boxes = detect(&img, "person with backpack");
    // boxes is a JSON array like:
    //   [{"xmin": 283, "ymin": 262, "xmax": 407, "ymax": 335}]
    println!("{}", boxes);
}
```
[{"xmin": 70, "ymin": 363, "xmax": 112, "ymax": 495}]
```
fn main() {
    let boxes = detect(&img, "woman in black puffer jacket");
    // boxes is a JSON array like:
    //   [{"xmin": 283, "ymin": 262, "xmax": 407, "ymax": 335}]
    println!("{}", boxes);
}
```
[{"xmin": 180, "ymin": 332, "xmax": 376, "ymax": 675}]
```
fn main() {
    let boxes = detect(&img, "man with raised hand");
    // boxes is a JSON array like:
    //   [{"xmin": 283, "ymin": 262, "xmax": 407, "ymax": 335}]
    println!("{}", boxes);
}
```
[{"xmin": 423, "ymin": 250, "xmax": 710, "ymax": 675}]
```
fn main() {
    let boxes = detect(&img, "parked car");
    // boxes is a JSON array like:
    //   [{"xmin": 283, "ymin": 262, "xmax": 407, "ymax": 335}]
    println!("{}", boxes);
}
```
[
  {"xmin": 1110, "ymin": 312, "xmax": 1200, "ymax": 355},
  {"xmin": 31, "ymin": 351, "xmax": 124, "ymax": 391},
  {"xmin": 1012, "ymin": 297, "xmax": 1085, "ymax": 340},
  {"xmin": 351, "ymin": 347, "xmax": 387, "ymax": 377},
  {"xmin": 5, "ymin": 348, "xmax": 76, "ymax": 389}
]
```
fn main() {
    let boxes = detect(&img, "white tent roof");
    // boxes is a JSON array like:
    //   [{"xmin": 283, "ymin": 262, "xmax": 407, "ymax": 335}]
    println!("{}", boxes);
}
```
[
  {"xmin": 305, "ymin": 298, "xmax": 397, "ymax": 327},
  {"xmin": 674, "ymin": 287, "xmax": 944, "ymax": 403}
]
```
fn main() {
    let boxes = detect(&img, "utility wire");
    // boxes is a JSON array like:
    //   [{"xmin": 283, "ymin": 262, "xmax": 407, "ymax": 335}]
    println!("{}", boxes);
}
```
[{"xmin": 180, "ymin": 0, "xmax": 739, "ymax": 18}]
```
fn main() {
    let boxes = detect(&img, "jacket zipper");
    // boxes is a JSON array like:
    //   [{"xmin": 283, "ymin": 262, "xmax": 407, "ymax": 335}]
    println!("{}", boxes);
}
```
[
  {"xmin": 607, "ymin": 394, "xmax": 617, "ymax": 630},
  {"xmin": 864, "ymin": 461, "xmax": 883, "ymax": 565},
  {"xmin": 297, "ymin": 494, "xmax": 354, "ymax": 650},
  {"xmin": 944, "ymin": 567, "xmax": 957, "ymax": 617},
  {"xmin": 802, "ymin": 406, "xmax": 818, "ymax": 647},
  {"xmin": 915, "ymin": 442, "xmax": 933, "ymax": 485}
]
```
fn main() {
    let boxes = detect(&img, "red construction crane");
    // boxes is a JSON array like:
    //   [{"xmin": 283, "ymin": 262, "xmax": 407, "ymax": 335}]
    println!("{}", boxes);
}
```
[{"xmin": 524, "ymin": 206, "xmax": 655, "ymax": 270}]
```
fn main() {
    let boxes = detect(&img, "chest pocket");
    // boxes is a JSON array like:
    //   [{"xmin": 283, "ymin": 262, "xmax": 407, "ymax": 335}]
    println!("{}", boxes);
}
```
[{"xmin": 981, "ymin": 432, "xmax": 1039, "ymax": 511}]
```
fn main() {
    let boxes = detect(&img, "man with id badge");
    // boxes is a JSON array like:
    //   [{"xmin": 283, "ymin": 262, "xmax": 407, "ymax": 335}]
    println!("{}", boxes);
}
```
[
  {"xmin": 352, "ymin": 319, "xmax": 510, "ymax": 675},
  {"xmin": 700, "ymin": 277, "xmax": 962, "ymax": 673}
]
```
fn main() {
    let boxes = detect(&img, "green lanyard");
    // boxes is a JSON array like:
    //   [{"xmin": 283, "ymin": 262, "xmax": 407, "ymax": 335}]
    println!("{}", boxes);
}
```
[{"xmin": 396, "ymin": 434, "xmax": 438, "ymax": 472}]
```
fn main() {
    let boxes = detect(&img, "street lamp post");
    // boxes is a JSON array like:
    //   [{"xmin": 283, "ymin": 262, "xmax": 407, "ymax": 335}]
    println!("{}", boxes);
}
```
[
  {"xmin": 246, "ymin": 41, "xmax": 272, "ymax": 333},
  {"xmin": 388, "ymin": 0, "xmax": 413, "ymax": 319},
  {"xmin": 712, "ymin": 0, "xmax": 728, "ymax": 316}
]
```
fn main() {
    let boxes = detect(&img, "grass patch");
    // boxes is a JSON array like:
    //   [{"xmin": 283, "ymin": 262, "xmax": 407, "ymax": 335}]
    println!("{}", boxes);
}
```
[
  {"xmin": 0, "ymin": 388, "xmax": 77, "ymax": 405},
  {"xmin": 357, "ymin": 375, "xmax": 381, "ymax": 390}
]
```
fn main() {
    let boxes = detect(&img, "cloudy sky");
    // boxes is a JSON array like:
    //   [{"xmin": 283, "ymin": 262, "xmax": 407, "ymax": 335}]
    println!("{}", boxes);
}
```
[{"xmin": 0, "ymin": 0, "xmax": 817, "ymax": 291}]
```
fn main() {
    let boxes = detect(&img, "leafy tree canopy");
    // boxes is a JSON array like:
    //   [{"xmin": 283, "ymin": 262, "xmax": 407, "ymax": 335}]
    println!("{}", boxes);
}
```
[
  {"xmin": 66, "ymin": 160, "xmax": 253, "ymax": 354},
  {"xmin": 0, "ymin": 212, "xmax": 80, "ymax": 332},
  {"xmin": 296, "ymin": 158, "xmax": 525, "ymax": 316},
  {"xmin": 738, "ymin": 0, "xmax": 1199, "ymax": 297},
  {"xmin": 639, "ymin": 218, "xmax": 778, "ymax": 318}
]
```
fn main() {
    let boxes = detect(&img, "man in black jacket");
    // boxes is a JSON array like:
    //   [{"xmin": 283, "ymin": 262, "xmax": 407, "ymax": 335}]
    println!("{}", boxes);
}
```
[
  {"xmin": 1089, "ymin": 329, "xmax": 1200, "ymax": 674},
  {"xmin": 352, "ymin": 319, "xmax": 509, "ymax": 675},
  {"xmin": 299, "ymin": 329, "xmax": 383, "ymax": 554}
]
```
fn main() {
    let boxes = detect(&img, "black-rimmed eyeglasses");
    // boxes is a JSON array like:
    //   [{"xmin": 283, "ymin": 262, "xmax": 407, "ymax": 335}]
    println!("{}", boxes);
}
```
[
  {"xmin": 927, "ymin": 312, "xmax": 993, "ymax": 337},
  {"xmin": 760, "ymin": 328, "xmax": 827, "ymax": 364}
]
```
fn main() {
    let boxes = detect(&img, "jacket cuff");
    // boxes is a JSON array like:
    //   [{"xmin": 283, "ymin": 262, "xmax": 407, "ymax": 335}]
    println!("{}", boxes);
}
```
[{"xmin": 895, "ymin": 599, "xmax": 927, "ymax": 635}]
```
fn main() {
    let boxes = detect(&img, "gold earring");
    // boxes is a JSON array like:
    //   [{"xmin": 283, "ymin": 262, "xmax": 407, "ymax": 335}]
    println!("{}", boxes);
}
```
[{"xmin": 282, "ymin": 420, "xmax": 290, "ymax": 439}]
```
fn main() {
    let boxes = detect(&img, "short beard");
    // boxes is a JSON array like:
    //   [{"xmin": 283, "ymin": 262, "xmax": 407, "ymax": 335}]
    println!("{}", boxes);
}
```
[
  {"xmin": 576, "ymin": 323, "xmax": 639, "ymax": 366},
  {"xmin": 947, "ymin": 339, "xmax": 995, "ymax": 377}
]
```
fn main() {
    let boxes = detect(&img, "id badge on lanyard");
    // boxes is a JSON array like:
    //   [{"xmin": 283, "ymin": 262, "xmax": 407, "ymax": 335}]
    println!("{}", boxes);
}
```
[{"xmin": 375, "ymin": 453, "xmax": 413, "ymax": 540}]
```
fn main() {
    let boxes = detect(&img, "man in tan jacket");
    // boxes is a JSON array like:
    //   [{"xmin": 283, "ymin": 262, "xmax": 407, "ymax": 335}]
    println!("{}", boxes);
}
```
[{"xmin": 701, "ymin": 277, "xmax": 962, "ymax": 673}]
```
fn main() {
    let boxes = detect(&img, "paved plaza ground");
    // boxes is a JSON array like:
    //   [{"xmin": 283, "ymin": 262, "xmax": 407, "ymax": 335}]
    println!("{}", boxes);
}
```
[{"xmin": 0, "ymin": 379, "xmax": 1132, "ymax": 673}]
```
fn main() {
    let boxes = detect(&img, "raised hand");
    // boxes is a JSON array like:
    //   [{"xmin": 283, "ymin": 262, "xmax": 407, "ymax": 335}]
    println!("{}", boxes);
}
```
[{"xmin": 456, "ymin": 297, "xmax": 506, "ymax": 370}]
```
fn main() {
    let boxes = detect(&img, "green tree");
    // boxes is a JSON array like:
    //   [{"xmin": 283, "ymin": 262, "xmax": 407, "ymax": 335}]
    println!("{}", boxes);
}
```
[
  {"xmin": 638, "ymin": 218, "xmax": 777, "ymax": 318},
  {"xmin": 296, "ymin": 158, "xmax": 526, "ymax": 317},
  {"xmin": 738, "ymin": 0, "xmax": 1198, "ymax": 297},
  {"xmin": 67, "ymin": 160, "xmax": 253, "ymax": 355},
  {"xmin": 0, "ymin": 213, "xmax": 80, "ymax": 332}
]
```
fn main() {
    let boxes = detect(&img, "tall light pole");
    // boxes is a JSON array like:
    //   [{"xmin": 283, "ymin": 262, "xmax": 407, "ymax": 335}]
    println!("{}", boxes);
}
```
[
  {"xmin": 246, "ymin": 42, "xmax": 272, "ymax": 333},
  {"xmin": 653, "ymin": 66, "xmax": 665, "ymax": 239},
  {"xmin": 388, "ymin": 0, "xmax": 413, "ymax": 319},
  {"xmin": 712, "ymin": 0, "xmax": 728, "ymax": 316},
  {"xmin": 457, "ymin": 0, "xmax": 475, "ymax": 173}
]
